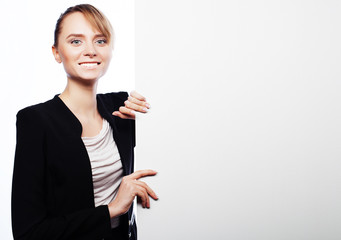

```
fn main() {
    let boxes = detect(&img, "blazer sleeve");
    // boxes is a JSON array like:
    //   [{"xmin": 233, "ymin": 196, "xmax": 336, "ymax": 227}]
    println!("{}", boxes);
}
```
[
  {"xmin": 113, "ymin": 91, "xmax": 135, "ymax": 147},
  {"xmin": 115, "ymin": 92, "xmax": 135, "ymax": 147},
  {"xmin": 11, "ymin": 108, "xmax": 112, "ymax": 240},
  {"xmin": 99, "ymin": 91, "xmax": 135, "ymax": 147}
]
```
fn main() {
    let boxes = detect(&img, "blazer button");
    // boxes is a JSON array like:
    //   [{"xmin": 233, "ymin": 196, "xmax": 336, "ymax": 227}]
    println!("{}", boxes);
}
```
[{"xmin": 128, "ymin": 232, "xmax": 132, "ymax": 238}]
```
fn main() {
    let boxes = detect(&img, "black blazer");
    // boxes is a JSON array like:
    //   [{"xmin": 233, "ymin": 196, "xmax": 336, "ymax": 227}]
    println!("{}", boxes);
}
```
[{"xmin": 12, "ymin": 92, "xmax": 136, "ymax": 240}]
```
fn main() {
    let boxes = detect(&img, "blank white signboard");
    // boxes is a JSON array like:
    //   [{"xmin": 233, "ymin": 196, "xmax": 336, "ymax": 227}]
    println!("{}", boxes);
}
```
[{"xmin": 135, "ymin": 1, "xmax": 341, "ymax": 240}]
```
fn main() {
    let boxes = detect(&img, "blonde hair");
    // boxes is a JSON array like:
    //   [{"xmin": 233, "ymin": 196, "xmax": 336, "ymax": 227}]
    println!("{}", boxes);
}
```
[{"xmin": 53, "ymin": 4, "xmax": 114, "ymax": 48}]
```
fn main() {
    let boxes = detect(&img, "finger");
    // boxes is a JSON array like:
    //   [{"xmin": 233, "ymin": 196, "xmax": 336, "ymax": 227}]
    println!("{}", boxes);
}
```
[
  {"xmin": 127, "ymin": 169, "xmax": 157, "ymax": 180},
  {"xmin": 145, "ymin": 189, "xmax": 150, "ymax": 208},
  {"xmin": 141, "ymin": 186, "xmax": 150, "ymax": 208},
  {"xmin": 112, "ymin": 111, "xmax": 134, "ymax": 120},
  {"xmin": 125, "ymin": 100, "xmax": 148, "ymax": 113},
  {"xmin": 119, "ymin": 106, "xmax": 136, "ymax": 117},
  {"xmin": 135, "ymin": 180, "xmax": 158, "ymax": 200},
  {"xmin": 130, "ymin": 91, "xmax": 146, "ymax": 101},
  {"xmin": 136, "ymin": 190, "xmax": 146, "ymax": 208},
  {"xmin": 128, "ymin": 96, "xmax": 151, "ymax": 109},
  {"xmin": 112, "ymin": 111, "xmax": 128, "ymax": 119},
  {"xmin": 136, "ymin": 186, "xmax": 149, "ymax": 208}
]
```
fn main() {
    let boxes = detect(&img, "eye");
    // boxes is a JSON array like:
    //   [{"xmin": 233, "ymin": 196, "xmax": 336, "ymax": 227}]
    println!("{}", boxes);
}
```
[
  {"xmin": 96, "ymin": 39, "xmax": 107, "ymax": 45},
  {"xmin": 70, "ymin": 39, "xmax": 82, "ymax": 45}
]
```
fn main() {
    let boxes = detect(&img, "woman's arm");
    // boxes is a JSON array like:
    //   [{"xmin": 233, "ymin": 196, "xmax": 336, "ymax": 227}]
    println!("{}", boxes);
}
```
[{"xmin": 12, "ymin": 109, "xmax": 112, "ymax": 240}]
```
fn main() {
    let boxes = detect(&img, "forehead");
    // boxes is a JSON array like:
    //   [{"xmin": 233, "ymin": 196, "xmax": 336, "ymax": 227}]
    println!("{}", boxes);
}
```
[{"xmin": 60, "ymin": 12, "xmax": 101, "ymax": 36}]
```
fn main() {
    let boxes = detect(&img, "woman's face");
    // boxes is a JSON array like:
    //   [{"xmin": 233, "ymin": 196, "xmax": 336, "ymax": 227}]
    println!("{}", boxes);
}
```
[{"xmin": 52, "ymin": 12, "xmax": 112, "ymax": 83}]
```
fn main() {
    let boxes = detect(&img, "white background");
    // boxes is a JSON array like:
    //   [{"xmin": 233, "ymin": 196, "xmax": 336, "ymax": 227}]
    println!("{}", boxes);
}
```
[
  {"xmin": 0, "ymin": 1, "xmax": 134, "ymax": 238},
  {"xmin": 135, "ymin": 1, "xmax": 341, "ymax": 240}
]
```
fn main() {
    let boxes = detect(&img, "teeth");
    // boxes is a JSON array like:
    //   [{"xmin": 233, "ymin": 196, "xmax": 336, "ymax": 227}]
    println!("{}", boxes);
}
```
[{"xmin": 80, "ymin": 63, "xmax": 98, "ymax": 67}]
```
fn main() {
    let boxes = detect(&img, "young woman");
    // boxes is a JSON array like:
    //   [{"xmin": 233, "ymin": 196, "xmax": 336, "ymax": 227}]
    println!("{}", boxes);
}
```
[{"xmin": 11, "ymin": 4, "xmax": 157, "ymax": 240}]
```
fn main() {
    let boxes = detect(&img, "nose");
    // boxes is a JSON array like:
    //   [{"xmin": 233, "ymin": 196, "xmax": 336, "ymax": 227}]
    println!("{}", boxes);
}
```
[{"xmin": 84, "ymin": 42, "xmax": 97, "ymax": 57}]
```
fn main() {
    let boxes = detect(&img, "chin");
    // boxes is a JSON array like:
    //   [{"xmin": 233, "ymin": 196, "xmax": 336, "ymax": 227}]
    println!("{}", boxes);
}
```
[
  {"xmin": 68, "ymin": 74, "xmax": 101, "ymax": 84},
  {"xmin": 81, "ymin": 72, "xmax": 104, "ymax": 80}
]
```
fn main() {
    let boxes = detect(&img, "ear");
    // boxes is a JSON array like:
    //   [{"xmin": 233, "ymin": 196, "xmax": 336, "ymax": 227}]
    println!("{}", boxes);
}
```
[{"xmin": 52, "ymin": 45, "xmax": 62, "ymax": 63}]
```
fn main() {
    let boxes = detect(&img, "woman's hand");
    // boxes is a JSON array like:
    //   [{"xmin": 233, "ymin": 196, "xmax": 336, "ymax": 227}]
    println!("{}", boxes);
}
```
[
  {"xmin": 108, "ymin": 170, "xmax": 158, "ymax": 218},
  {"xmin": 112, "ymin": 91, "xmax": 151, "ymax": 119}
]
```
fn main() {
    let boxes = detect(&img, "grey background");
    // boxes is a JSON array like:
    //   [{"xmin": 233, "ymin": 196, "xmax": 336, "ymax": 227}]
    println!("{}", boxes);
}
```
[{"xmin": 135, "ymin": 0, "xmax": 341, "ymax": 239}]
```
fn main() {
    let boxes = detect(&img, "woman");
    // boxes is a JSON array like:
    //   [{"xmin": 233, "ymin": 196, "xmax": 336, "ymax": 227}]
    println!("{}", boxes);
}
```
[{"xmin": 11, "ymin": 4, "xmax": 157, "ymax": 240}]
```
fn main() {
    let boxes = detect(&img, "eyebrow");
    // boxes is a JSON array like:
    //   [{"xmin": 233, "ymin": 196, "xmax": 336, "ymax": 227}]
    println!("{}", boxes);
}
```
[{"xmin": 66, "ymin": 33, "xmax": 106, "ymax": 39}]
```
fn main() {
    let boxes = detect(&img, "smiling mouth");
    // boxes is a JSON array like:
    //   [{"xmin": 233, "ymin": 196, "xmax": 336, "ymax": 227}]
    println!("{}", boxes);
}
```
[{"xmin": 79, "ymin": 62, "xmax": 101, "ymax": 67}]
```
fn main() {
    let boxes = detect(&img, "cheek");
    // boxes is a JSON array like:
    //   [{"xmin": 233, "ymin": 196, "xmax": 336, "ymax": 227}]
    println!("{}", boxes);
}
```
[
  {"xmin": 105, "ymin": 52, "xmax": 112, "ymax": 64},
  {"xmin": 99, "ymin": 48, "xmax": 112, "ymax": 62},
  {"xmin": 60, "ymin": 47, "xmax": 82, "ymax": 63}
]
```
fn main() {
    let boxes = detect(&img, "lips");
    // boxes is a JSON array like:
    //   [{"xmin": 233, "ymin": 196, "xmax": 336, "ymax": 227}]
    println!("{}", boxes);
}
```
[
  {"xmin": 78, "ymin": 62, "xmax": 101, "ymax": 66},
  {"xmin": 78, "ymin": 62, "xmax": 101, "ymax": 69}
]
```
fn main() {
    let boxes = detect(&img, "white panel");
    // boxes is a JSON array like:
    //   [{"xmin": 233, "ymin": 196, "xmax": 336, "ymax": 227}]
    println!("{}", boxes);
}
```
[{"xmin": 135, "ymin": 1, "xmax": 341, "ymax": 239}]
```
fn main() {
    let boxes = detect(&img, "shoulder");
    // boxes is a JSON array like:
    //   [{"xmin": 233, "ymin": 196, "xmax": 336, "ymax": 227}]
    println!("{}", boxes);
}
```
[
  {"xmin": 15, "ymin": 101, "xmax": 52, "ymax": 137},
  {"xmin": 16, "ymin": 97, "xmax": 58, "ymax": 125},
  {"xmin": 97, "ymin": 92, "xmax": 128, "ymax": 111},
  {"xmin": 17, "ymin": 100, "xmax": 51, "ymax": 119},
  {"xmin": 97, "ymin": 91, "xmax": 128, "ymax": 103}
]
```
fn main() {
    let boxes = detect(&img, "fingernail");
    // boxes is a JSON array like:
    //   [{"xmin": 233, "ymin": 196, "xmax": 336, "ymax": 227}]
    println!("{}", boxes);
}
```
[
  {"xmin": 131, "ymin": 110, "xmax": 135, "ymax": 114},
  {"xmin": 143, "ymin": 107, "xmax": 148, "ymax": 112},
  {"xmin": 146, "ymin": 103, "xmax": 151, "ymax": 108}
]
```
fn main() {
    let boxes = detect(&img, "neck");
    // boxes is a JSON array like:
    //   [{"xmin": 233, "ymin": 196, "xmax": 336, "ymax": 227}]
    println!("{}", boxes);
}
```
[{"xmin": 59, "ymin": 78, "xmax": 99, "ymax": 118}]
